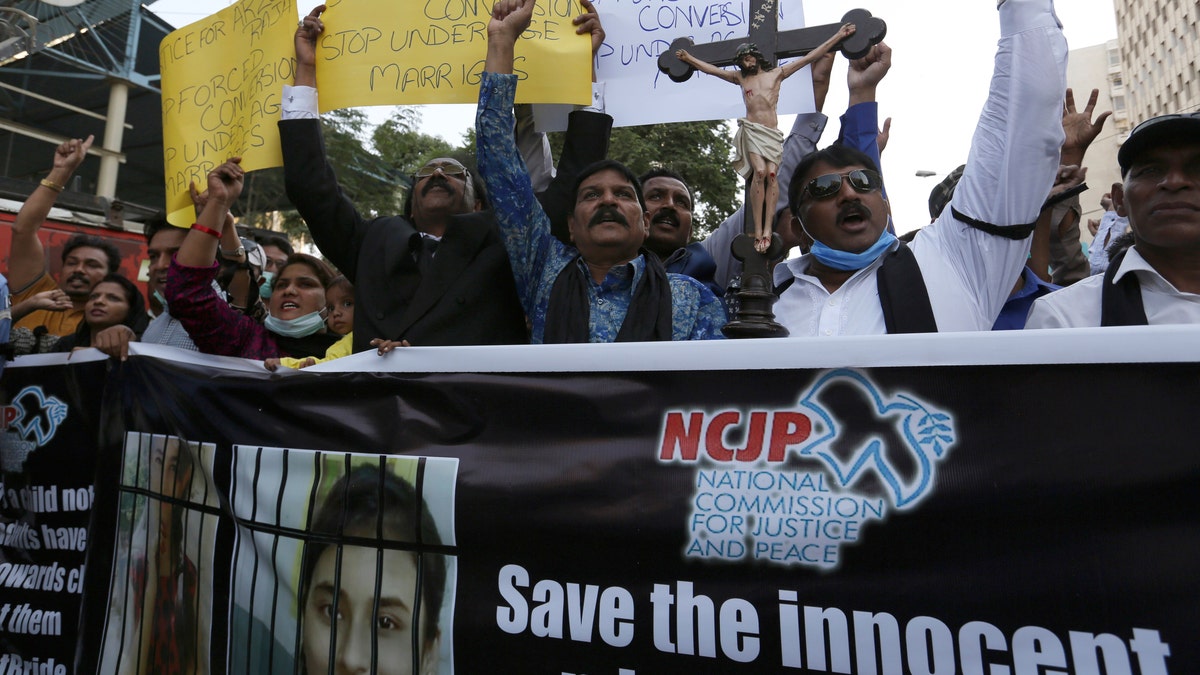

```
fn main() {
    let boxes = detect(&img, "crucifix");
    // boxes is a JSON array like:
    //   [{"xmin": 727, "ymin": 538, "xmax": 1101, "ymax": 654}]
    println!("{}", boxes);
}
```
[
  {"xmin": 657, "ymin": 5, "xmax": 886, "ymax": 83},
  {"xmin": 657, "ymin": 3, "xmax": 886, "ymax": 339}
]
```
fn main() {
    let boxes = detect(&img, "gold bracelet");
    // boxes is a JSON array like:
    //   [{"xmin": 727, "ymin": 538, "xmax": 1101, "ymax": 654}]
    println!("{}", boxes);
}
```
[{"xmin": 39, "ymin": 178, "xmax": 65, "ymax": 192}]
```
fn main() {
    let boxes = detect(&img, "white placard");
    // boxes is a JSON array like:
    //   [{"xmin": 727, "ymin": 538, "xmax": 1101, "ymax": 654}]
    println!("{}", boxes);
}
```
[{"xmin": 535, "ymin": 0, "xmax": 813, "ymax": 130}]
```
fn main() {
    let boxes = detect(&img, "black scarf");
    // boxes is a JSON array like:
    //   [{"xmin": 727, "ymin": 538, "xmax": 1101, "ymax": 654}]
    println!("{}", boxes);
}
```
[
  {"xmin": 877, "ymin": 243, "xmax": 938, "ymax": 334},
  {"xmin": 1100, "ymin": 248, "xmax": 1149, "ymax": 326},
  {"xmin": 544, "ymin": 252, "xmax": 673, "ymax": 343}
]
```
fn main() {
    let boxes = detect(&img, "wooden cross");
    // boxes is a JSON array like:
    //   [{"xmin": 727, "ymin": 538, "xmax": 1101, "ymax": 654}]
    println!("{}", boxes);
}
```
[
  {"xmin": 657, "ymin": 4, "xmax": 887, "ymax": 83},
  {"xmin": 656, "ymin": 3, "xmax": 887, "ymax": 339}
]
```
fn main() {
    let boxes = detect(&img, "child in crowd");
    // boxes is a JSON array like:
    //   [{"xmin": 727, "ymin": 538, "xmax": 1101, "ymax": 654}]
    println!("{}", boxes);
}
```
[{"xmin": 265, "ymin": 275, "xmax": 354, "ymax": 371}]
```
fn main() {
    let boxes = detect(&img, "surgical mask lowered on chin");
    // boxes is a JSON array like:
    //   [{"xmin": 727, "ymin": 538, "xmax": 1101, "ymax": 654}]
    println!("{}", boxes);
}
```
[
  {"xmin": 264, "ymin": 310, "xmax": 326, "ymax": 338},
  {"xmin": 809, "ymin": 229, "xmax": 898, "ymax": 272},
  {"xmin": 259, "ymin": 272, "xmax": 276, "ymax": 300},
  {"xmin": 153, "ymin": 290, "xmax": 169, "ymax": 314}
]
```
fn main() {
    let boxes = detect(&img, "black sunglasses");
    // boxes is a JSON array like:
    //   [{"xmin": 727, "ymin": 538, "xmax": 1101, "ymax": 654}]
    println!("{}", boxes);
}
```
[{"xmin": 799, "ymin": 169, "xmax": 883, "ymax": 202}]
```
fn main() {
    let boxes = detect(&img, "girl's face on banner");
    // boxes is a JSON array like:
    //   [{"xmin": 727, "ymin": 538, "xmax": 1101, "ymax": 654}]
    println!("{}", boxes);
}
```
[
  {"xmin": 152, "ymin": 438, "xmax": 191, "ymax": 524},
  {"xmin": 303, "ymin": 544, "xmax": 436, "ymax": 675}
]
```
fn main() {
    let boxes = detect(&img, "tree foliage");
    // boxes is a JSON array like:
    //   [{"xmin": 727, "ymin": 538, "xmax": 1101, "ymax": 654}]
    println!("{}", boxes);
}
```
[
  {"xmin": 550, "ymin": 119, "xmax": 739, "ymax": 241},
  {"xmin": 372, "ymin": 108, "xmax": 457, "ymax": 175},
  {"xmin": 237, "ymin": 107, "xmax": 455, "ymax": 242},
  {"xmin": 236, "ymin": 109, "xmax": 740, "ymax": 248}
]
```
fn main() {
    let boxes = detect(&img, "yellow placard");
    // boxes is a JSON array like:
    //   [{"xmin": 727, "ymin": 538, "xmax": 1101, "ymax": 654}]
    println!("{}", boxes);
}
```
[
  {"xmin": 159, "ymin": 0, "xmax": 591, "ymax": 225},
  {"xmin": 313, "ymin": 0, "xmax": 592, "ymax": 110},
  {"xmin": 159, "ymin": 0, "xmax": 298, "ymax": 226}
]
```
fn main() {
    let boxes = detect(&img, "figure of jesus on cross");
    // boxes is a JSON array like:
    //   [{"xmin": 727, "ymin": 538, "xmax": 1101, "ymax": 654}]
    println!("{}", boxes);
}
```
[{"xmin": 675, "ymin": 24, "xmax": 855, "ymax": 253}]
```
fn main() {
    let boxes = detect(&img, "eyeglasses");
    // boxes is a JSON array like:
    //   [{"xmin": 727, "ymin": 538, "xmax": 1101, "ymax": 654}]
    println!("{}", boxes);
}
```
[
  {"xmin": 415, "ymin": 161, "xmax": 468, "ymax": 178},
  {"xmin": 799, "ymin": 169, "xmax": 883, "ymax": 202}
]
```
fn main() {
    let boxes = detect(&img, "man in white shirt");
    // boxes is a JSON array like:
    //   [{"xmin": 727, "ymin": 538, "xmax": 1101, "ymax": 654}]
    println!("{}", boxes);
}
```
[
  {"xmin": 1027, "ymin": 112, "xmax": 1200, "ymax": 327},
  {"xmin": 772, "ymin": 0, "xmax": 1067, "ymax": 336}
]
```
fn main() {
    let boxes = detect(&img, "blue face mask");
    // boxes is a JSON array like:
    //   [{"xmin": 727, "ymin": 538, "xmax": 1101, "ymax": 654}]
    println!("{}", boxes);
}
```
[
  {"xmin": 808, "ymin": 229, "xmax": 898, "ymax": 272},
  {"xmin": 264, "ymin": 310, "xmax": 326, "ymax": 338},
  {"xmin": 259, "ymin": 272, "xmax": 276, "ymax": 300},
  {"xmin": 153, "ymin": 290, "xmax": 168, "ymax": 314}
]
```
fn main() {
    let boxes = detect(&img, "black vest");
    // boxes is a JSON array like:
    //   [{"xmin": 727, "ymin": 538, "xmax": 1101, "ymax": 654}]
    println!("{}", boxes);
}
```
[
  {"xmin": 1099, "ymin": 249, "xmax": 1149, "ymax": 326},
  {"xmin": 775, "ymin": 243, "xmax": 938, "ymax": 334}
]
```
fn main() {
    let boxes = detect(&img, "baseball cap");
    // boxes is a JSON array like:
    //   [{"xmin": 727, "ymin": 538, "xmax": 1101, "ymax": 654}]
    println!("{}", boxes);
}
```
[{"xmin": 1117, "ymin": 112, "xmax": 1200, "ymax": 176}]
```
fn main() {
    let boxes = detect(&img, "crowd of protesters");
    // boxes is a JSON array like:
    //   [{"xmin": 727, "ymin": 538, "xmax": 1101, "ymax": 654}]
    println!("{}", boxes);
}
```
[{"xmin": 6, "ymin": 0, "xmax": 1198, "ymax": 369}]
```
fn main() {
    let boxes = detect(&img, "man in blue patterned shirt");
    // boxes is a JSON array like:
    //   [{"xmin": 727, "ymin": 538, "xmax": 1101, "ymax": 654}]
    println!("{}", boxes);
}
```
[{"xmin": 477, "ymin": 0, "xmax": 726, "ymax": 343}]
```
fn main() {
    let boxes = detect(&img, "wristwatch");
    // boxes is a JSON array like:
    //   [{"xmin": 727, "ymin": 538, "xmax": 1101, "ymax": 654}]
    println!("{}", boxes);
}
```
[{"xmin": 219, "ymin": 245, "xmax": 246, "ymax": 258}]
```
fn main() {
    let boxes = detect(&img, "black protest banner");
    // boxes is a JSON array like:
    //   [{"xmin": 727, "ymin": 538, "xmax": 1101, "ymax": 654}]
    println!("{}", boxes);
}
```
[
  {"xmin": 0, "ymin": 354, "xmax": 108, "ymax": 674},
  {"xmin": 70, "ymin": 340, "xmax": 1198, "ymax": 675}
]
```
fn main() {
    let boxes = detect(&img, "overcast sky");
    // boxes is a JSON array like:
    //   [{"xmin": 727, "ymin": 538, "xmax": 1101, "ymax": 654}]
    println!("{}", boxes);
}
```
[{"xmin": 147, "ymin": 0, "xmax": 1119, "ymax": 230}]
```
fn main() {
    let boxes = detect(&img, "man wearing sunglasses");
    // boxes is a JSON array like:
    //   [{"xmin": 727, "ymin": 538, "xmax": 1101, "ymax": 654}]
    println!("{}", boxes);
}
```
[
  {"xmin": 772, "ymin": 0, "xmax": 1068, "ymax": 336},
  {"xmin": 1027, "ymin": 112, "xmax": 1200, "ymax": 327}
]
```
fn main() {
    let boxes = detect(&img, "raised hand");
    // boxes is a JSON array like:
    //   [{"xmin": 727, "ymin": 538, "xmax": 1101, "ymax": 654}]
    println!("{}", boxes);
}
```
[
  {"xmin": 188, "ymin": 179, "xmax": 210, "ymax": 219},
  {"xmin": 1049, "ymin": 164, "xmax": 1086, "ymax": 196},
  {"xmin": 52, "ymin": 135, "xmax": 94, "ymax": 176},
  {"xmin": 295, "ymin": 5, "xmax": 326, "ymax": 70},
  {"xmin": 488, "ymin": 0, "xmax": 535, "ymax": 43},
  {"xmin": 205, "ymin": 157, "xmax": 245, "ymax": 209},
  {"xmin": 847, "ymin": 41, "xmax": 890, "ymax": 104},
  {"xmin": 1061, "ymin": 88, "xmax": 1112, "ymax": 165},
  {"xmin": 877, "ymin": 117, "xmax": 892, "ymax": 155},
  {"xmin": 574, "ymin": 0, "xmax": 605, "ymax": 57}
]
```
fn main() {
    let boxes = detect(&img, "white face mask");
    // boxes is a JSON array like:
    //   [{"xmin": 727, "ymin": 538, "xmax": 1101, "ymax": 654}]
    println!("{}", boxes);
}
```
[{"xmin": 263, "ymin": 309, "xmax": 326, "ymax": 338}]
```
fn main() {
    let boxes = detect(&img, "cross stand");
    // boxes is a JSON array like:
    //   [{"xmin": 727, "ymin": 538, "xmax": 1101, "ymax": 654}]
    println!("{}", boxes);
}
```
[
  {"xmin": 658, "ymin": 4, "xmax": 887, "ymax": 339},
  {"xmin": 723, "ymin": 232, "xmax": 788, "ymax": 338}
]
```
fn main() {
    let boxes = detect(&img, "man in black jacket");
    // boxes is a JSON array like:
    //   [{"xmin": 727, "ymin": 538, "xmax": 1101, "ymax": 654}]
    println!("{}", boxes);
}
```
[{"xmin": 281, "ymin": 4, "xmax": 608, "ymax": 350}]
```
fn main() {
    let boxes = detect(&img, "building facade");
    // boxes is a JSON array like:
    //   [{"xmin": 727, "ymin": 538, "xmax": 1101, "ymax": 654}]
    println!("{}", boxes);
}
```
[
  {"xmin": 1066, "ymin": 39, "xmax": 1131, "ymax": 228},
  {"xmin": 1113, "ymin": 0, "xmax": 1200, "ymax": 124}
]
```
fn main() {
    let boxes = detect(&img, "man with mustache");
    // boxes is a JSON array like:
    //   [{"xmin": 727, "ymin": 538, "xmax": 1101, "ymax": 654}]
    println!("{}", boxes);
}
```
[
  {"xmin": 281, "ymin": 4, "xmax": 608, "ymax": 350},
  {"xmin": 772, "ymin": 0, "xmax": 1068, "ymax": 336},
  {"xmin": 638, "ymin": 168, "xmax": 723, "ymax": 298},
  {"xmin": 8, "ymin": 135, "xmax": 122, "ymax": 338},
  {"xmin": 522, "ymin": 43, "xmax": 887, "ymax": 303},
  {"xmin": 1027, "ymin": 113, "xmax": 1200, "ymax": 327},
  {"xmin": 639, "ymin": 46, "xmax": 884, "ymax": 299},
  {"xmin": 281, "ymin": 6, "xmax": 523, "ymax": 349},
  {"xmin": 480, "ymin": 0, "xmax": 726, "ymax": 343}
]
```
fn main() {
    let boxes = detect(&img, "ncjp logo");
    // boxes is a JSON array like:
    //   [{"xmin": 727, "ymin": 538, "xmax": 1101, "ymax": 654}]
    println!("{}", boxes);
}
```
[{"xmin": 1, "ymin": 386, "xmax": 69, "ymax": 473}]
